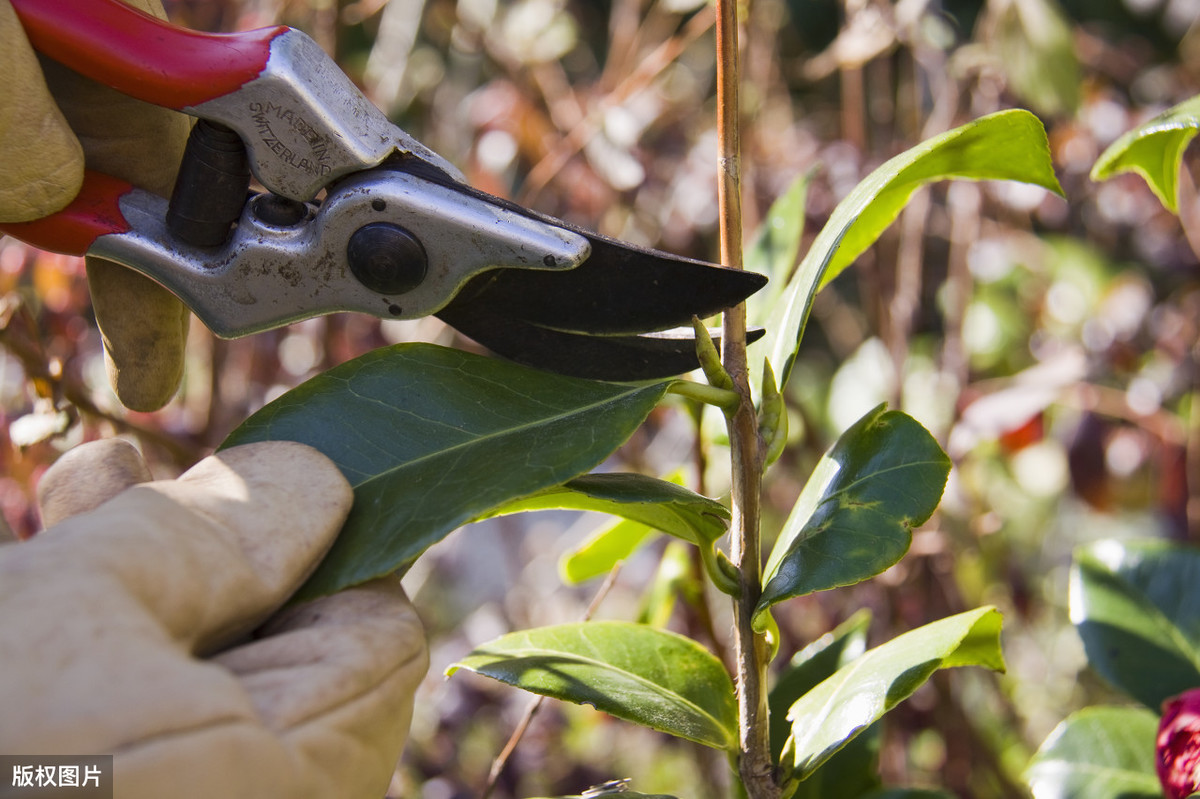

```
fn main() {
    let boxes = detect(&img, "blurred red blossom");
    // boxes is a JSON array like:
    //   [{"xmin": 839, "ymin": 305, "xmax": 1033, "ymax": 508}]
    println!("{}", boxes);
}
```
[{"xmin": 1158, "ymin": 689, "xmax": 1200, "ymax": 799}]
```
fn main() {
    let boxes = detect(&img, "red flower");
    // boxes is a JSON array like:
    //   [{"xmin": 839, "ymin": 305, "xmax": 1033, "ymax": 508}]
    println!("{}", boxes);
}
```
[{"xmin": 1158, "ymin": 689, "xmax": 1200, "ymax": 799}]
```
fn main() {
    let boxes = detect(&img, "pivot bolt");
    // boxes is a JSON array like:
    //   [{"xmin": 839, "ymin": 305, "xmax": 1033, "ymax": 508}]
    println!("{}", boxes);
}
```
[{"xmin": 346, "ymin": 223, "xmax": 428, "ymax": 295}]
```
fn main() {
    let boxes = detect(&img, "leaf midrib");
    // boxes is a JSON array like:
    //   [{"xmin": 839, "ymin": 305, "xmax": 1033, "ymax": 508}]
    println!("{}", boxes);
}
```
[{"xmin": 348, "ymin": 383, "xmax": 660, "ymax": 490}]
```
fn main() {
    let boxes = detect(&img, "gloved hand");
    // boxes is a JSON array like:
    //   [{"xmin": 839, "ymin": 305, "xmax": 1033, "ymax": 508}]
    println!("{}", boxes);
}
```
[
  {"xmin": 0, "ymin": 0, "xmax": 192, "ymax": 412},
  {"xmin": 0, "ymin": 439, "xmax": 429, "ymax": 798}
]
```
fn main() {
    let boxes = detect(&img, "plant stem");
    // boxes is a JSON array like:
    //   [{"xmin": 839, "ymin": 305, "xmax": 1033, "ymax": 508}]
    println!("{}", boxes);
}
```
[
  {"xmin": 714, "ymin": 1, "xmax": 779, "ymax": 796},
  {"xmin": 668, "ymin": 380, "xmax": 741, "ymax": 411}
]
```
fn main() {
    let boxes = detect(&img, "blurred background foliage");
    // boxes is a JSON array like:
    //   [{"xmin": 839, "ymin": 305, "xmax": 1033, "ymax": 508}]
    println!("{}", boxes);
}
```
[{"xmin": 4, "ymin": 0, "xmax": 1200, "ymax": 796}]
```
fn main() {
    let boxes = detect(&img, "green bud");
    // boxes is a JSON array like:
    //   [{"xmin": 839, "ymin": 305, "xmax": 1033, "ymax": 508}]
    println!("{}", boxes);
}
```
[
  {"xmin": 758, "ymin": 359, "xmax": 787, "ymax": 466},
  {"xmin": 691, "ymin": 316, "xmax": 734, "ymax": 392}
]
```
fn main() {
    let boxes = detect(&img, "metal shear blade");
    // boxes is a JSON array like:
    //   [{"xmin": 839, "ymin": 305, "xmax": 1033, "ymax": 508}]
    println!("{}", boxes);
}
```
[
  {"xmin": 2, "ymin": 0, "xmax": 768, "ymax": 381},
  {"xmin": 436, "ymin": 299, "xmax": 766, "ymax": 381}
]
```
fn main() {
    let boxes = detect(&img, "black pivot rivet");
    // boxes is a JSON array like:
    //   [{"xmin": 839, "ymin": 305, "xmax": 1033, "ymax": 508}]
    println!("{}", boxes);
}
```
[{"xmin": 347, "ymin": 223, "xmax": 428, "ymax": 295}]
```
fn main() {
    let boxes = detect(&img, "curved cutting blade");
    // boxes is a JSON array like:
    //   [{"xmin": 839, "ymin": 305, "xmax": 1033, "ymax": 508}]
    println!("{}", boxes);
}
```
[
  {"xmin": 437, "ymin": 299, "xmax": 765, "ymax": 380},
  {"xmin": 451, "ymin": 231, "xmax": 767, "ymax": 335},
  {"xmin": 383, "ymin": 159, "xmax": 768, "ymax": 335}
]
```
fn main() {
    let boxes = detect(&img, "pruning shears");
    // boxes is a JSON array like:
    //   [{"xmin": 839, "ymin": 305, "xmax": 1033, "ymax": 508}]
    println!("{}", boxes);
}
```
[{"xmin": 0, "ymin": 0, "xmax": 765, "ymax": 381}]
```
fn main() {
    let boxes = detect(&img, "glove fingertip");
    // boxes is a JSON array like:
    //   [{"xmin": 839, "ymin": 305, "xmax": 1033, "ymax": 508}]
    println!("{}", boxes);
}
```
[
  {"xmin": 37, "ymin": 438, "xmax": 153, "ymax": 528},
  {"xmin": 88, "ymin": 258, "xmax": 189, "ymax": 412}
]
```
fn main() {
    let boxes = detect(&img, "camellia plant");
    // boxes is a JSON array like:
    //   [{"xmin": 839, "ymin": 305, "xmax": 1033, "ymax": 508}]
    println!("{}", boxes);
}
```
[
  {"xmin": 1025, "ymin": 539, "xmax": 1200, "ymax": 799},
  {"xmin": 222, "ymin": 108, "xmax": 1063, "ymax": 798},
  {"xmin": 1025, "ymin": 92, "xmax": 1200, "ymax": 799}
]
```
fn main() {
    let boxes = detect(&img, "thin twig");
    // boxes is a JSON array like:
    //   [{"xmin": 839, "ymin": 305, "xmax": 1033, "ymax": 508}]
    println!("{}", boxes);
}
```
[
  {"xmin": 714, "ymin": 0, "xmax": 779, "ymax": 795},
  {"xmin": 480, "ymin": 565, "xmax": 623, "ymax": 799}
]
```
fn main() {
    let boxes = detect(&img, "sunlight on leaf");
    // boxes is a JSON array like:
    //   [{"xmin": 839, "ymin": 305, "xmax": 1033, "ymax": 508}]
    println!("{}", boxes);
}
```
[
  {"xmin": 560, "ymin": 517, "xmax": 656, "ymax": 585},
  {"xmin": 222, "ymin": 344, "xmax": 669, "ymax": 601},
  {"xmin": 1070, "ymin": 538, "xmax": 1200, "ymax": 708},
  {"xmin": 785, "ymin": 607, "xmax": 1005, "ymax": 780},
  {"xmin": 483, "ymin": 472, "xmax": 734, "ymax": 592},
  {"xmin": 746, "ymin": 170, "xmax": 813, "ymax": 329},
  {"xmin": 1092, "ymin": 93, "xmax": 1200, "ymax": 213},
  {"xmin": 484, "ymin": 472, "xmax": 729, "ymax": 545},
  {"xmin": 764, "ymin": 109, "xmax": 1063, "ymax": 387},
  {"xmin": 1025, "ymin": 706, "xmax": 1161, "ymax": 799},
  {"xmin": 754, "ymin": 405, "xmax": 949, "ymax": 631},
  {"xmin": 772, "ymin": 611, "xmax": 879, "ymax": 799},
  {"xmin": 446, "ymin": 621, "xmax": 738, "ymax": 751}
]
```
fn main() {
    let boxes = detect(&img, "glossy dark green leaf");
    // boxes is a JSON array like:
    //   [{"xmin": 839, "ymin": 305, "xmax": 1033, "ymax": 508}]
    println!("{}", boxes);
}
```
[
  {"xmin": 773, "ymin": 612, "xmax": 880, "ymax": 799},
  {"xmin": 1092, "ymin": 93, "xmax": 1200, "ymax": 213},
  {"xmin": 1071, "ymin": 538, "xmax": 1200, "ymax": 708},
  {"xmin": 446, "ymin": 621, "xmax": 737, "ymax": 751},
  {"xmin": 785, "ymin": 607, "xmax": 1005, "ymax": 780},
  {"xmin": 754, "ymin": 405, "xmax": 950, "ymax": 630},
  {"xmin": 484, "ymin": 473, "xmax": 730, "ymax": 545},
  {"xmin": 765, "ymin": 110, "xmax": 1063, "ymax": 387},
  {"xmin": 1025, "ymin": 706, "xmax": 1161, "ymax": 799},
  {"xmin": 222, "ymin": 344, "xmax": 669, "ymax": 601}
]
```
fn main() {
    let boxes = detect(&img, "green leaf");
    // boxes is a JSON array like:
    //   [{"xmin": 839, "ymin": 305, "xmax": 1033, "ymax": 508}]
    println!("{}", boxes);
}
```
[
  {"xmin": 772, "ymin": 611, "xmax": 880, "ymax": 799},
  {"xmin": 637, "ymin": 540, "xmax": 694, "ymax": 628},
  {"xmin": 446, "ymin": 621, "xmax": 738, "ymax": 751},
  {"xmin": 486, "ymin": 472, "xmax": 735, "ymax": 592},
  {"xmin": 485, "ymin": 473, "xmax": 730, "ymax": 545},
  {"xmin": 560, "ymin": 517, "xmax": 656, "ymax": 585},
  {"xmin": 983, "ymin": 0, "xmax": 1080, "ymax": 117},
  {"xmin": 221, "ymin": 344, "xmax": 669, "ymax": 601},
  {"xmin": 784, "ymin": 607, "xmax": 1005, "ymax": 780},
  {"xmin": 530, "ymin": 792, "xmax": 678, "ymax": 799},
  {"xmin": 528, "ymin": 778, "xmax": 679, "ymax": 799},
  {"xmin": 765, "ymin": 109, "xmax": 1063, "ymax": 387},
  {"xmin": 1070, "ymin": 538, "xmax": 1200, "ymax": 708},
  {"xmin": 1025, "ymin": 706, "xmax": 1161, "ymax": 799},
  {"xmin": 530, "ymin": 791, "xmax": 681, "ymax": 796},
  {"xmin": 1092, "ymin": 93, "xmax": 1200, "ymax": 214},
  {"xmin": 754, "ymin": 405, "xmax": 950, "ymax": 630},
  {"xmin": 861, "ymin": 791, "xmax": 956, "ymax": 799},
  {"xmin": 771, "ymin": 610, "xmax": 873, "ymax": 761},
  {"xmin": 746, "ymin": 170, "xmax": 813, "ymax": 329}
]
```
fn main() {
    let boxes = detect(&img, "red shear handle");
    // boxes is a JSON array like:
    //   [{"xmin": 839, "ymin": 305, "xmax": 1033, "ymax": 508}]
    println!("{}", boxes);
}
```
[
  {"xmin": 11, "ymin": 0, "xmax": 285, "ymax": 110},
  {"xmin": 0, "ymin": 172, "xmax": 134, "ymax": 257}
]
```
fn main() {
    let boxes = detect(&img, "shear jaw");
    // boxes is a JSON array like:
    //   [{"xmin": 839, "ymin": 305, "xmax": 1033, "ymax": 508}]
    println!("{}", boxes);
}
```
[
  {"xmin": 90, "ymin": 172, "xmax": 590, "ymax": 339},
  {"xmin": 188, "ymin": 28, "xmax": 463, "ymax": 201}
]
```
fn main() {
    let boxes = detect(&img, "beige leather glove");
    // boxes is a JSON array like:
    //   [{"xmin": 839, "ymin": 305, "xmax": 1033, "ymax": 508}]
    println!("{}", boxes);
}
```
[
  {"xmin": 0, "ymin": 0, "xmax": 191, "ymax": 412},
  {"xmin": 0, "ymin": 439, "xmax": 429, "ymax": 798}
]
